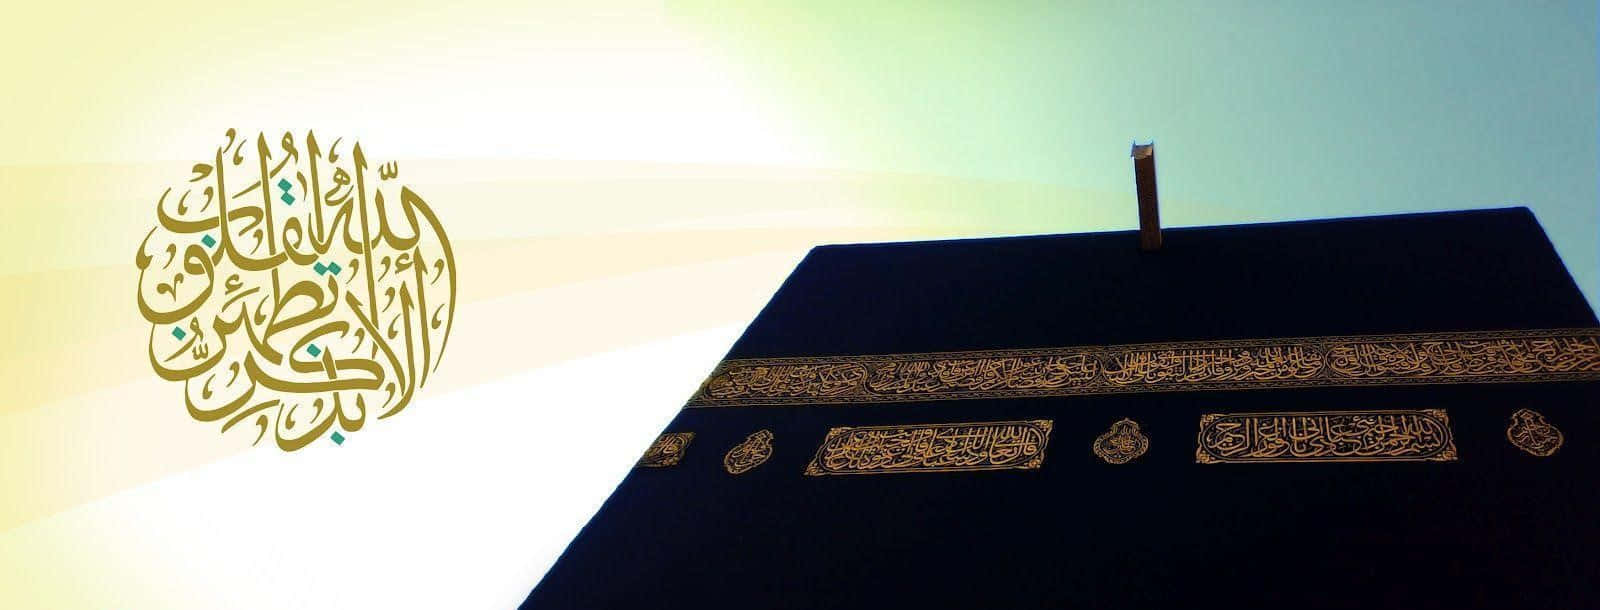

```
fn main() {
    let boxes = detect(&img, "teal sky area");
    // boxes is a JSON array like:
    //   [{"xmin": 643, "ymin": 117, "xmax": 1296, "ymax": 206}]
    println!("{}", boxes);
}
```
[{"xmin": 682, "ymin": 1, "xmax": 1599, "ymax": 307}]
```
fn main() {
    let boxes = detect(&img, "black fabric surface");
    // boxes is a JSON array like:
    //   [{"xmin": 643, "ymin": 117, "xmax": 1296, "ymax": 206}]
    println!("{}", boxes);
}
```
[{"xmin": 522, "ymin": 208, "xmax": 1599, "ymax": 609}]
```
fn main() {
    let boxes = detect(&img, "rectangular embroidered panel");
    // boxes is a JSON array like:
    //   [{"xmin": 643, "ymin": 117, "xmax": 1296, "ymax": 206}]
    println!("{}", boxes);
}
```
[
  {"xmin": 637, "ymin": 432, "xmax": 695, "ymax": 468},
  {"xmin": 804, "ymin": 420, "xmax": 1053, "ymax": 476},
  {"xmin": 1195, "ymin": 410, "xmax": 1457, "ymax": 463},
  {"xmin": 690, "ymin": 329, "xmax": 1600, "ymax": 407}
]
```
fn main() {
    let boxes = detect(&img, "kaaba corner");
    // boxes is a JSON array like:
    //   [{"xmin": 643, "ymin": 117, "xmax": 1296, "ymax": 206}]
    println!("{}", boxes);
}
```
[{"xmin": 521, "ymin": 205, "xmax": 1600, "ymax": 609}]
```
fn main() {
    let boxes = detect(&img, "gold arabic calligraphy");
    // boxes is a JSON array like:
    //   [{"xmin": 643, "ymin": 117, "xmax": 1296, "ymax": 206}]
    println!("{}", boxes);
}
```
[
  {"xmin": 136, "ymin": 130, "xmax": 458, "ymax": 450},
  {"xmin": 804, "ymin": 420, "xmax": 1052, "ymax": 475},
  {"xmin": 1092, "ymin": 418, "xmax": 1149, "ymax": 464},
  {"xmin": 723, "ymin": 430, "xmax": 774, "ymax": 475},
  {"xmin": 691, "ymin": 330, "xmax": 1600, "ymax": 407},
  {"xmin": 1196, "ymin": 410, "xmax": 1457, "ymax": 463},
  {"xmin": 639, "ymin": 432, "xmax": 694, "ymax": 468},
  {"xmin": 1506, "ymin": 408, "xmax": 1563, "ymax": 457}
]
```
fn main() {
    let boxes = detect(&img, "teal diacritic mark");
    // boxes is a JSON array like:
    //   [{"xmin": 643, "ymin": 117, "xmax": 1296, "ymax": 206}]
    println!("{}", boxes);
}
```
[
  {"xmin": 331, "ymin": 431, "xmax": 345, "ymax": 445},
  {"xmin": 307, "ymin": 344, "xmax": 322, "ymax": 357},
  {"xmin": 326, "ymin": 262, "xmax": 342, "ymax": 275},
  {"xmin": 201, "ymin": 234, "xmax": 217, "ymax": 248},
  {"xmin": 172, "ymin": 326, "xmax": 186, "ymax": 340},
  {"xmin": 314, "ymin": 261, "xmax": 343, "ymax": 276},
  {"xmin": 277, "ymin": 178, "xmax": 295, "ymax": 205}
]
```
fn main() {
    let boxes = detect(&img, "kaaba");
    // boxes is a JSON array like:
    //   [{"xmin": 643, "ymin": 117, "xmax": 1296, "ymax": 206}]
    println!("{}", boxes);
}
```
[{"xmin": 521, "ymin": 206, "xmax": 1600, "ymax": 609}]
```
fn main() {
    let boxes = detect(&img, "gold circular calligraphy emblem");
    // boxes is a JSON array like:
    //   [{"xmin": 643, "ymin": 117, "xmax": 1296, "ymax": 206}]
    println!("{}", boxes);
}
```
[
  {"xmin": 1507, "ymin": 408, "xmax": 1563, "ymax": 457},
  {"xmin": 723, "ymin": 430, "xmax": 775, "ymax": 475},
  {"xmin": 136, "ymin": 130, "xmax": 458, "ymax": 450},
  {"xmin": 1093, "ymin": 418, "xmax": 1149, "ymax": 464}
]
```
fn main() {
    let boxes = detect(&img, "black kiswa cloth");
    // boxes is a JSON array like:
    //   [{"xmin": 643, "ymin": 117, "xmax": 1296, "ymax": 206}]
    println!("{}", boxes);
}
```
[{"xmin": 522, "ymin": 208, "xmax": 1600, "ymax": 609}]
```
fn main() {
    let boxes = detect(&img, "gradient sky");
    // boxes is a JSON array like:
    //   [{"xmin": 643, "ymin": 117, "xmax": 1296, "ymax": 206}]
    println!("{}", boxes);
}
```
[
  {"xmin": 5, "ymin": 1, "xmax": 1595, "ymax": 296},
  {"xmin": 677, "ymin": 1, "xmax": 1599, "ymax": 302}
]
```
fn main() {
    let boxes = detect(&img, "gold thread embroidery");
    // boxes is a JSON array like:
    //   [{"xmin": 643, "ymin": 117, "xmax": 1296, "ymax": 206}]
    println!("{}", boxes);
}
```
[
  {"xmin": 689, "ymin": 329, "xmax": 1600, "ymax": 407},
  {"xmin": 1093, "ymin": 418, "xmax": 1149, "ymax": 464},
  {"xmin": 637, "ymin": 432, "xmax": 694, "ymax": 468},
  {"xmin": 724, "ymin": 430, "xmax": 775, "ymax": 474},
  {"xmin": 1507, "ymin": 408, "xmax": 1563, "ymax": 457},
  {"xmin": 803, "ymin": 420, "xmax": 1052, "ymax": 476},
  {"xmin": 1196, "ymin": 410, "xmax": 1457, "ymax": 463}
]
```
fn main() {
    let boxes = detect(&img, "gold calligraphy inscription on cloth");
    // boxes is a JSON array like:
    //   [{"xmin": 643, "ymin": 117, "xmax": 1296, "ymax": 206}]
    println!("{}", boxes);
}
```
[
  {"xmin": 1506, "ymin": 408, "xmax": 1563, "ymax": 457},
  {"xmin": 690, "ymin": 330, "xmax": 1600, "ymax": 407},
  {"xmin": 804, "ymin": 420, "xmax": 1052, "ymax": 476},
  {"xmin": 638, "ymin": 432, "xmax": 695, "ymax": 468},
  {"xmin": 1092, "ymin": 418, "xmax": 1149, "ymax": 464},
  {"xmin": 724, "ymin": 430, "xmax": 775, "ymax": 474},
  {"xmin": 1196, "ymin": 410, "xmax": 1457, "ymax": 463}
]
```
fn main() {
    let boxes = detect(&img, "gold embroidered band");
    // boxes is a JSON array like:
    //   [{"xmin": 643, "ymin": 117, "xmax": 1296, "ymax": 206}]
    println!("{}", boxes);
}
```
[
  {"xmin": 804, "ymin": 420, "xmax": 1052, "ymax": 476},
  {"xmin": 690, "ymin": 329, "xmax": 1600, "ymax": 407},
  {"xmin": 1196, "ymin": 410, "xmax": 1457, "ymax": 463},
  {"xmin": 637, "ymin": 432, "xmax": 694, "ymax": 468}
]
